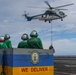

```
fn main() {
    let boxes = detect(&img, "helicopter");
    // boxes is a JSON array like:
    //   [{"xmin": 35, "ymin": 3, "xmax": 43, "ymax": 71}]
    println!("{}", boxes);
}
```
[{"xmin": 23, "ymin": 1, "xmax": 74, "ymax": 23}]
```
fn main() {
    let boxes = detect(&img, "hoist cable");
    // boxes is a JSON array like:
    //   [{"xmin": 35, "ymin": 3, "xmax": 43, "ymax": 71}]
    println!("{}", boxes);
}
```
[
  {"xmin": 49, "ymin": 22, "xmax": 55, "ymax": 53},
  {"xmin": 50, "ymin": 21, "xmax": 53, "ymax": 45}
]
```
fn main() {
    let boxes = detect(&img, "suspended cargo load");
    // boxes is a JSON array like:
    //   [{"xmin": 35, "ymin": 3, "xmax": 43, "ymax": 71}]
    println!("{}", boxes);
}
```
[{"xmin": 49, "ymin": 45, "xmax": 55, "ymax": 53}]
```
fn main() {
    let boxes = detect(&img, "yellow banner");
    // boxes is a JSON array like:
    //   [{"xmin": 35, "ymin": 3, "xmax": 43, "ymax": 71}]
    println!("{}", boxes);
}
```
[
  {"xmin": 5, "ymin": 66, "xmax": 54, "ymax": 75},
  {"xmin": 0, "ymin": 65, "xmax": 2, "ymax": 73}
]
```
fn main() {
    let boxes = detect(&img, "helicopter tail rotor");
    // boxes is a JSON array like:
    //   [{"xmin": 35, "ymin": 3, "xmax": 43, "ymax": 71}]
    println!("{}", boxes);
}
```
[
  {"xmin": 22, "ymin": 11, "xmax": 33, "ymax": 21},
  {"xmin": 22, "ymin": 11, "xmax": 29, "ymax": 17}
]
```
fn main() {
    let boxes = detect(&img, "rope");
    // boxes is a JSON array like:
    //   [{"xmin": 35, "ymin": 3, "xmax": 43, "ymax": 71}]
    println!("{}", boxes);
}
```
[
  {"xmin": 50, "ymin": 21, "xmax": 53, "ymax": 45},
  {"xmin": 49, "ymin": 21, "xmax": 55, "ymax": 53}
]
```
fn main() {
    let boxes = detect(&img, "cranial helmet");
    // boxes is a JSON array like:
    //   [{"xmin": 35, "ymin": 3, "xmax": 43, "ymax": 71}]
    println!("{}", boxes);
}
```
[
  {"xmin": 4, "ymin": 34, "xmax": 10, "ymax": 40},
  {"xmin": 21, "ymin": 33, "xmax": 29, "ymax": 40},
  {"xmin": 0, "ymin": 36, "xmax": 4, "ymax": 41},
  {"xmin": 30, "ymin": 30, "xmax": 38, "ymax": 37}
]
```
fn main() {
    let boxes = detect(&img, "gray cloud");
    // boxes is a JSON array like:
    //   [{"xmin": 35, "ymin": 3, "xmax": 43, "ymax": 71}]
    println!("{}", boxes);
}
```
[{"xmin": 0, "ymin": 0, "xmax": 76, "ymax": 55}]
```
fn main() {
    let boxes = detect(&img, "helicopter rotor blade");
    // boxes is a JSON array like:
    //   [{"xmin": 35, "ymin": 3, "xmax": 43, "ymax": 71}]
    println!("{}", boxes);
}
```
[
  {"xmin": 57, "ymin": 9, "xmax": 68, "ymax": 10},
  {"xmin": 44, "ymin": 1, "xmax": 53, "ymax": 9},
  {"xmin": 26, "ymin": 2, "xmax": 74, "ymax": 11},
  {"xmin": 26, "ymin": 6, "xmax": 48, "ymax": 9},
  {"xmin": 55, "ymin": 3, "xmax": 74, "ymax": 8}
]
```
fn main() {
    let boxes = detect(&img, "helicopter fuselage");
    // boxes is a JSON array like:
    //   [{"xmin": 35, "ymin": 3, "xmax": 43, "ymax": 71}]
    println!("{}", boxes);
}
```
[
  {"xmin": 23, "ymin": 1, "xmax": 73, "ymax": 23},
  {"xmin": 24, "ymin": 9, "xmax": 67, "ymax": 23}
]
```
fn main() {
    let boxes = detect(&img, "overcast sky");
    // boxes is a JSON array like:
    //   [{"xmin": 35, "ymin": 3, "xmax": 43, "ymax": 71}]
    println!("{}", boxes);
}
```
[{"xmin": 0, "ymin": 0, "xmax": 76, "ymax": 55}]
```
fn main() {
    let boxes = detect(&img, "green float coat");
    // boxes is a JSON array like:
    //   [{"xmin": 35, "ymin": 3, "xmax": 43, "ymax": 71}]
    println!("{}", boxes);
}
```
[
  {"xmin": 18, "ymin": 41, "xmax": 29, "ymax": 48},
  {"xmin": 0, "ymin": 42, "xmax": 8, "ymax": 48},
  {"xmin": 27, "ymin": 37, "xmax": 43, "ymax": 49},
  {"xmin": 4, "ymin": 40, "xmax": 12, "ymax": 48}
]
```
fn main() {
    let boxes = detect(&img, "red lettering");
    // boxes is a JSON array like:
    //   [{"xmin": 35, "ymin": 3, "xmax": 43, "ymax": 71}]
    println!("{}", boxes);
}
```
[
  {"xmin": 31, "ymin": 68, "xmax": 33, "ymax": 72},
  {"xmin": 39, "ymin": 68, "xmax": 43, "ymax": 71},
  {"xmin": 31, "ymin": 67, "xmax": 48, "ymax": 72},
  {"xmin": 31, "ymin": 68, "xmax": 36, "ymax": 72},
  {"xmin": 45, "ymin": 67, "xmax": 48, "ymax": 71},
  {"xmin": 21, "ymin": 68, "xmax": 28, "ymax": 72}
]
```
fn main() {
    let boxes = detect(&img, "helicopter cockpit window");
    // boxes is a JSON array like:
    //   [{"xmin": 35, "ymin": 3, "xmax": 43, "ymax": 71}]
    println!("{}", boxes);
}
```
[{"xmin": 59, "ymin": 11, "xmax": 65, "ymax": 15}]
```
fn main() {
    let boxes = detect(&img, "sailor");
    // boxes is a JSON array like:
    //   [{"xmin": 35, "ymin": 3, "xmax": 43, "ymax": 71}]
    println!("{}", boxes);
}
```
[
  {"xmin": 27, "ymin": 30, "xmax": 43, "ymax": 49},
  {"xmin": 4, "ymin": 34, "xmax": 12, "ymax": 48},
  {"xmin": 0, "ymin": 36, "xmax": 8, "ymax": 49},
  {"xmin": 17, "ymin": 33, "xmax": 29, "ymax": 48}
]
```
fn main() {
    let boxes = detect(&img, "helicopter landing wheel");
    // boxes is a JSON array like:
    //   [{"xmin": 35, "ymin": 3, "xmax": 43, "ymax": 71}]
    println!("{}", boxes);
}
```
[{"xmin": 61, "ymin": 18, "xmax": 63, "ymax": 21}]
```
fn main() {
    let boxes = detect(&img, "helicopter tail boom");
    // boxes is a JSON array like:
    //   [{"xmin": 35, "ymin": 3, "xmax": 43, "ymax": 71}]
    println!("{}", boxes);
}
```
[
  {"xmin": 23, "ymin": 13, "xmax": 33, "ymax": 21},
  {"xmin": 26, "ymin": 16, "xmax": 33, "ymax": 21}
]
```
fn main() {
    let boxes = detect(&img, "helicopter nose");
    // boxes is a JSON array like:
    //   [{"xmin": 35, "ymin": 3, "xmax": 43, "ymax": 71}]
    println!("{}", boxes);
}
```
[{"xmin": 64, "ymin": 15, "xmax": 67, "ymax": 17}]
